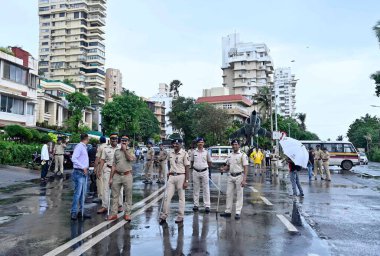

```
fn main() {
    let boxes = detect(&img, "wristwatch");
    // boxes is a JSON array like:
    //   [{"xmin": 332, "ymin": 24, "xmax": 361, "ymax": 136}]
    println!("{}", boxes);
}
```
[{"xmin": 185, "ymin": 180, "xmax": 189, "ymax": 182}]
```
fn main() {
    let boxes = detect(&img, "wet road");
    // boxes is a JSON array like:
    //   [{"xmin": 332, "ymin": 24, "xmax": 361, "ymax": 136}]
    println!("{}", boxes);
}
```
[{"xmin": 0, "ymin": 162, "xmax": 379, "ymax": 256}]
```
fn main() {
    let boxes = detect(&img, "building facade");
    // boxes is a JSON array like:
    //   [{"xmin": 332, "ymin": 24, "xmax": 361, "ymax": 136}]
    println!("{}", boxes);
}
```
[
  {"xmin": 38, "ymin": 0, "xmax": 107, "ymax": 98},
  {"xmin": 145, "ymin": 100, "xmax": 166, "ymax": 140},
  {"xmin": 0, "ymin": 48, "xmax": 39, "ymax": 127},
  {"xmin": 221, "ymin": 33, "xmax": 274, "ymax": 101},
  {"xmin": 149, "ymin": 83, "xmax": 175, "ymax": 136},
  {"xmin": 196, "ymin": 95, "xmax": 252, "ymax": 122},
  {"xmin": 105, "ymin": 68, "xmax": 122, "ymax": 101},
  {"xmin": 273, "ymin": 67, "xmax": 297, "ymax": 117}
]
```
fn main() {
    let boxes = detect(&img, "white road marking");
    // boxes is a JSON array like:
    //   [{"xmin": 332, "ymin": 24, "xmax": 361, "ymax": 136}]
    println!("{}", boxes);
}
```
[
  {"xmin": 276, "ymin": 214, "xmax": 298, "ymax": 232},
  {"xmin": 260, "ymin": 196, "xmax": 273, "ymax": 206},
  {"xmin": 67, "ymin": 192, "xmax": 165, "ymax": 256},
  {"xmin": 248, "ymin": 186, "xmax": 258, "ymax": 193},
  {"xmin": 43, "ymin": 186, "xmax": 165, "ymax": 256}
]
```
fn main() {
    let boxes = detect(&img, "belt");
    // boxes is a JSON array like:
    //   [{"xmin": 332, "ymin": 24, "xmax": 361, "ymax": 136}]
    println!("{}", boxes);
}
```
[
  {"xmin": 115, "ymin": 170, "xmax": 131, "ymax": 176},
  {"xmin": 107, "ymin": 165, "xmax": 112, "ymax": 168},
  {"xmin": 55, "ymin": 154, "xmax": 63, "ymax": 156},
  {"xmin": 74, "ymin": 168, "xmax": 84, "ymax": 172},
  {"xmin": 168, "ymin": 172, "xmax": 185, "ymax": 176},
  {"xmin": 315, "ymin": 159, "xmax": 321, "ymax": 161},
  {"xmin": 229, "ymin": 172, "xmax": 242, "ymax": 177},
  {"xmin": 193, "ymin": 167, "xmax": 208, "ymax": 172},
  {"xmin": 147, "ymin": 159, "xmax": 152, "ymax": 161}
]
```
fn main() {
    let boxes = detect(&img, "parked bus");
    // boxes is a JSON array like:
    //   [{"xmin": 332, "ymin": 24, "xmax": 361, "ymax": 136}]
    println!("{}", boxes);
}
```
[{"xmin": 300, "ymin": 141, "xmax": 360, "ymax": 170}]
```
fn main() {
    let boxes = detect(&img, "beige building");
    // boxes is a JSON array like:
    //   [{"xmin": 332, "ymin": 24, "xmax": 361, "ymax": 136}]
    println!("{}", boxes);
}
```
[
  {"xmin": 144, "ymin": 99, "xmax": 166, "ymax": 140},
  {"xmin": 196, "ymin": 95, "xmax": 252, "ymax": 122},
  {"xmin": 38, "ymin": 0, "xmax": 106, "ymax": 100},
  {"xmin": 105, "ymin": 68, "xmax": 122, "ymax": 101}
]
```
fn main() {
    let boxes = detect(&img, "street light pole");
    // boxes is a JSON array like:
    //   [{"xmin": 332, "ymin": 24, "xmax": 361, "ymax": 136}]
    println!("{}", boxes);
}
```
[{"xmin": 288, "ymin": 123, "xmax": 291, "ymax": 138}]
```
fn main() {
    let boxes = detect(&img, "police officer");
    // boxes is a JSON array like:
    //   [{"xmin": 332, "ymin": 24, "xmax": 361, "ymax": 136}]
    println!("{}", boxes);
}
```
[
  {"xmin": 94, "ymin": 136, "xmax": 107, "ymax": 202},
  {"xmin": 144, "ymin": 141, "xmax": 155, "ymax": 184},
  {"xmin": 321, "ymin": 147, "xmax": 331, "ymax": 181},
  {"xmin": 270, "ymin": 149, "xmax": 279, "ymax": 177},
  {"xmin": 219, "ymin": 139, "xmax": 249, "ymax": 220},
  {"xmin": 313, "ymin": 145, "xmax": 324, "ymax": 180},
  {"xmin": 159, "ymin": 139, "xmax": 190, "ymax": 224},
  {"xmin": 190, "ymin": 137, "xmax": 212, "ymax": 213},
  {"xmin": 97, "ymin": 133, "xmax": 123, "ymax": 214},
  {"xmin": 108, "ymin": 135, "xmax": 135, "ymax": 221},
  {"xmin": 54, "ymin": 137, "xmax": 66, "ymax": 176},
  {"xmin": 157, "ymin": 143, "xmax": 168, "ymax": 184}
]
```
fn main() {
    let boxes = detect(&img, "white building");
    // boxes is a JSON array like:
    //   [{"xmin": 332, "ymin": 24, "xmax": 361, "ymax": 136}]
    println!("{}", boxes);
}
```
[
  {"xmin": 273, "ymin": 67, "xmax": 297, "ymax": 117},
  {"xmin": 221, "ymin": 33, "xmax": 274, "ymax": 101},
  {"xmin": 149, "ymin": 83, "xmax": 175, "ymax": 136},
  {"xmin": 0, "ymin": 48, "xmax": 39, "ymax": 127}
]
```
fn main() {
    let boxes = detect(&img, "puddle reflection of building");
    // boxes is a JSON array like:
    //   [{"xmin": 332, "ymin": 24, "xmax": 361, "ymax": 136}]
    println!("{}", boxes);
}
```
[
  {"xmin": 222, "ymin": 219, "xmax": 244, "ymax": 256},
  {"xmin": 109, "ymin": 225, "xmax": 131, "ymax": 256},
  {"xmin": 162, "ymin": 224, "xmax": 184, "ymax": 256},
  {"xmin": 189, "ymin": 213, "xmax": 209, "ymax": 255},
  {"xmin": 144, "ymin": 184, "xmax": 154, "ymax": 223},
  {"xmin": 49, "ymin": 178, "xmax": 64, "ymax": 208},
  {"xmin": 70, "ymin": 219, "xmax": 84, "ymax": 250},
  {"xmin": 39, "ymin": 182, "xmax": 48, "ymax": 214}
]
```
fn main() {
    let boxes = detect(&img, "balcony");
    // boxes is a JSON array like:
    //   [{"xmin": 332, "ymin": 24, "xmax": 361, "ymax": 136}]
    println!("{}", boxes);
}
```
[
  {"xmin": 88, "ymin": 15, "xmax": 106, "ymax": 26},
  {"xmin": 43, "ymin": 112, "xmax": 52, "ymax": 122}
]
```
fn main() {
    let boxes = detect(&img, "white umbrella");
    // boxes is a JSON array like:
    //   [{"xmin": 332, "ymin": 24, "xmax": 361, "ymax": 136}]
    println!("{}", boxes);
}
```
[{"xmin": 279, "ymin": 137, "xmax": 309, "ymax": 168}]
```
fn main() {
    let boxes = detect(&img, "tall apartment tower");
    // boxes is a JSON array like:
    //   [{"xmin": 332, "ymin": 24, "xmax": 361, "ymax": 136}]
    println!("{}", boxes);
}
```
[
  {"xmin": 221, "ymin": 33, "xmax": 274, "ymax": 101},
  {"xmin": 105, "ymin": 68, "xmax": 122, "ymax": 101},
  {"xmin": 273, "ymin": 67, "xmax": 297, "ymax": 117},
  {"xmin": 38, "ymin": 0, "xmax": 106, "ymax": 99}
]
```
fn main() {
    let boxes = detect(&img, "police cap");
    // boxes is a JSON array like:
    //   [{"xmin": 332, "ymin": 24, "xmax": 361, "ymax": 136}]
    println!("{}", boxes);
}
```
[
  {"xmin": 230, "ymin": 139, "xmax": 240, "ymax": 145},
  {"xmin": 196, "ymin": 137, "xmax": 205, "ymax": 143},
  {"xmin": 171, "ymin": 139, "xmax": 183, "ymax": 144}
]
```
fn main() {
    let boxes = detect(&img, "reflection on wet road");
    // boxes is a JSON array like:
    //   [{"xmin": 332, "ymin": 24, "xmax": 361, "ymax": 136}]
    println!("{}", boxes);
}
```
[{"xmin": 0, "ymin": 162, "xmax": 379, "ymax": 255}]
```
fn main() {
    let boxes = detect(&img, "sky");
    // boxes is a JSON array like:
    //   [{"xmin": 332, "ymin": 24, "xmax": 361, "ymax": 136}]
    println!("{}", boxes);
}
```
[{"xmin": 1, "ymin": 0, "xmax": 380, "ymax": 140}]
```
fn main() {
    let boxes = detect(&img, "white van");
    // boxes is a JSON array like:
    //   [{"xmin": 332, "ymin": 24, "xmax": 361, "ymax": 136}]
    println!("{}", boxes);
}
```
[{"xmin": 208, "ymin": 146, "xmax": 232, "ymax": 165}]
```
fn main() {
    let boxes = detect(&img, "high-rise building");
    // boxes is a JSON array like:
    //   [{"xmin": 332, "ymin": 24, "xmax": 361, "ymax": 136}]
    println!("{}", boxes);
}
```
[
  {"xmin": 105, "ymin": 68, "xmax": 122, "ymax": 101},
  {"xmin": 273, "ymin": 67, "xmax": 297, "ymax": 117},
  {"xmin": 38, "ymin": 0, "xmax": 106, "ymax": 100},
  {"xmin": 221, "ymin": 33, "xmax": 274, "ymax": 101},
  {"xmin": 0, "ymin": 47, "xmax": 39, "ymax": 127}
]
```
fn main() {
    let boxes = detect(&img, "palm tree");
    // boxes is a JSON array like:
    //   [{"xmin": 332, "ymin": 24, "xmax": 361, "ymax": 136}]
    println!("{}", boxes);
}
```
[
  {"xmin": 169, "ymin": 80, "xmax": 183, "ymax": 98},
  {"xmin": 372, "ymin": 21, "xmax": 380, "ymax": 96},
  {"xmin": 336, "ymin": 135, "xmax": 343, "ymax": 141},
  {"xmin": 297, "ymin": 113, "xmax": 307, "ymax": 131},
  {"xmin": 252, "ymin": 86, "xmax": 271, "ymax": 121},
  {"xmin": 373, "ymin": 21, "xmax": 380, "ymax": 42}
]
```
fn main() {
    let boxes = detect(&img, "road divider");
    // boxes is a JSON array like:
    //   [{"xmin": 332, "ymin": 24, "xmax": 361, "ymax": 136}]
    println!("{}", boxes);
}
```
[{"xmin": 276, "ymin": 214, "xmax": 298, "ymax": 233}]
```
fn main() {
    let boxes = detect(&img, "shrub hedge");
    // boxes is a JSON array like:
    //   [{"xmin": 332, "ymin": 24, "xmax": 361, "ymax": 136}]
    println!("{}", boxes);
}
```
[{"xmin": 0, "ymin": 141, "xmax": 41, "ymax": 165}]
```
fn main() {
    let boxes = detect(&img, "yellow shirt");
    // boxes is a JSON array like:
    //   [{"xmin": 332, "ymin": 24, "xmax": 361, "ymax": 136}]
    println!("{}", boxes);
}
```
[{"xmin": 250, "ymin": 150, "xmax": 263, "ymax": 164}]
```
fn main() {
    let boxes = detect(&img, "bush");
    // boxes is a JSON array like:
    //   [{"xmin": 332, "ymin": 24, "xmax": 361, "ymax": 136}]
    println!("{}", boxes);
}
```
[
  {"xmin": 0, "ymin": 141, "xmax": 41, "ymax": 165},
  {"xmin": 4, "ymin": 125, "xmax": 32, "ymax": 142},
  {"xmin": 368, "ymin": 147, "xmax": 380, "ymax": 162},
  {"xmin": 89, "ymin": 138, "xmax": 99, "ymax": 145}
]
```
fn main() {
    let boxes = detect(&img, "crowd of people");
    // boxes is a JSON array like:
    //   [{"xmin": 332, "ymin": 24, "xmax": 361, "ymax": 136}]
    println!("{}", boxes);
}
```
[{"xmin": 39, "ymin": 133, "xmax": 332, "ymax": 222}]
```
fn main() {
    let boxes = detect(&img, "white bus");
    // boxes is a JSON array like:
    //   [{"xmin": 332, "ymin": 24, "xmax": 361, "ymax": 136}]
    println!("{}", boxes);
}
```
[
  {"xmin": 208, "ymin": 146, "xmax": 232, "ymax": 165},
  {"xmin": 300, "ymin": 141, "xmax": 360, "ymax": 170}
]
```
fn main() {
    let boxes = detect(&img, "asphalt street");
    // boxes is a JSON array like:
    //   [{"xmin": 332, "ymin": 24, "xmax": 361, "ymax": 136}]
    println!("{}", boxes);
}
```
[{"xmin": 0, "ymin": 162, "xmax": 379, "ymax": 256}]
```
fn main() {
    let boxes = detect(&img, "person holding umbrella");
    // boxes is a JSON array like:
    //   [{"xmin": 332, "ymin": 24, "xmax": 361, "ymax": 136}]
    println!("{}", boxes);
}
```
[{"xmin": 287, "ymin": 158, "xmax": 304, "ymax": 197}]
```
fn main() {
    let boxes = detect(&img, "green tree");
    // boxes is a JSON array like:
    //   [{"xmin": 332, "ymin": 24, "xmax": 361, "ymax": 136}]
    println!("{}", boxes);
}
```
[
  {"xmin": 297, "ymin": 113, "xmax": 307, "ymax": 131},
  {"xmin": 347, "ymin": 114, "xmax": 380, "ymax": 149},
  {"xmin": 101, "ymin": 90, "xmax": 159, "ymax": 140},
  {"xmin": 336, "ymin": 135, "xmax": 344, "ymax": 141},
  {"xmin": 169, "ymin": 80, "xmax": 182, "ymax": 97},
  {"xmin": 87, "ymin": 88, "xmax": 103, "ymax": 105},
  {"xmin": 371, "ymin": 21, "xmax": 380, "ymax": 96},
  {"xmin": 4, "ymin": 125, "xmax": 32, "ymax": 142},
  {"xmin": 253, "ymin": 86, "xmax": 271, "ymax": 121},
  {"xmin": 66, "ymin": 92, "xmax": 91, "ymax": 133}
]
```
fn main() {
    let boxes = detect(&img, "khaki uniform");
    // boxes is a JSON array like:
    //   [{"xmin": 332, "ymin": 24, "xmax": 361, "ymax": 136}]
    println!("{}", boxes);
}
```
[
  {"xmin": 100, "ymin": 145, "xmax": 122, "ymax": 209},
  {"xmin": 96, "ymin": 143, "xmax": 107, "ymax": 199},
  {"xmin": 160, "ymin": 148, "xmax": 190, "ymax": 219},
  {"xmin": 158, "ymin": 149, "xmax": 168, "ymax": 182},
  {"xmin": 270, "ymin": 153, "xmax": 279, "ymax": 175},
  {"xmin": 191, "ymin": 148, "xmax": 211, "ymax": 208},
  {"xmin": 321, "ymin": 151, "xmax": 331, "ymax": 180},
  {"xmin": 225, "ymin": 150, "xmax": 249, "ymax": 215},
  {"xmin": 313, "ymin": 149, "xmax": 324, "ymax": 178},
  {"xmin": 54, "ymin": 143, "xmax": 65, "ymax": 174},
  {"xmin": 111, "ymin": 148, "xmax": 134, "ymax": 215},
  {"xmin": 145, "ymin": 147, "xmax": 155, "ymax": 181}
]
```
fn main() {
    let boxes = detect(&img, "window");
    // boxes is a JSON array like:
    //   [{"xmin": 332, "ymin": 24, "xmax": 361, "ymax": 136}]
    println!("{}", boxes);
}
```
[
  {"xmin": 41, "ymin": 48, "xmax": 50, "ymax": 52},
  {"xmin": 42, "ymin": 22, "xmax": 50, "ymax": 26},
  {"xmin": 223, "ymin": 104, "xmax": 232, "ymax": 109},
  {"xmin": 74, "ymin": 12, "xmax": 80, "ymax": 19},
  {"xmin": 39, "ymin": 6, "xmax": 49, "ymax": 11},
  {"xmin": 210, "ymin": 149, "xmax": 219, "ymax": 156},
  {"xmin": 41, "ymin": 14, "xmax": 50, "ymax": 19},
  {"xmin": 2, "ymin": 61, "xmax": 28, "ymax": 85},
  {"xmin": 0, "ymin": 95, "xmax": 6, "ymax": 112},
  {"xmin": 43, "ymin": 35, "xmax": 49, "ymax": 39},
  {"xmin": 41, "ymin": 29, "xmax": 50, "ymax": 33},
  {"xmin": 59, "ymin": 12, "xmax": 65, "ymax": 17},
  {"xmin": 241, "ymin": 61, "xmax": 246, "ymax": 65},
  {"xmin": 42, "ymin": 42, "xmax": 49, "ymax": 46},
  {"xmin": 344, "ymin": 144, "xmax": 355, "ymax": 153},
  {"xmin": 40, "ymin": 0, "xmax": 49, "ymax": 3}
]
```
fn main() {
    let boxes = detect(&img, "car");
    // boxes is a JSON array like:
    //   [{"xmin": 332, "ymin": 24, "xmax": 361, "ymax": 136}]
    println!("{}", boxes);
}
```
[
  {"xmin": 359, "ymin": 152, "xmax": 368, "ymax": 165},
  {"xmin": 208, "ymin": 146, "xmax": 232, "ymax": 165}
]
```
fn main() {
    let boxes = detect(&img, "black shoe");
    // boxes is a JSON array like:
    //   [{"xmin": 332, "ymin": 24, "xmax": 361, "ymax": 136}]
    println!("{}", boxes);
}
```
[
  {"xmin": 77, "ymin": 212, "xmax": 91, "ymax": 219},
  {"xmin": 300, "ymin": 194, "xmax": 304, "ymax": 197},
  {"xmin": 327, "ymin": 179, "xmax": 331, "ymax": 182},
  {"xmin": 142, "ymin": 180, "xmax": 148, "ymax": 184},
  {"xmin": 71, "ymin": 213, "xmax": 77, "ymax": 220},
  {"xmin": 220, "ymin": 212, "xmax": 231, "ymax": 218},
  {"xmin": 159, "ymin": 218, "xmax": 167, "ymax": 225},
  {"xmin": 156, "ymin": 180, "xmax": 160, "ymax": 184},
  {"xmin": 235, "ymin": 214, "xmax": 241, "ymax": 220},
  {"xmin": 193, "ymin": 206, "xmax": 199, "ymax": 212},
  {"xmin": 205, "ymin": 207, "xmax": 210, "ymax": 214},
  {"xmin": 321, "ymin": 177, "xmax": 325, "ymax": 180}
]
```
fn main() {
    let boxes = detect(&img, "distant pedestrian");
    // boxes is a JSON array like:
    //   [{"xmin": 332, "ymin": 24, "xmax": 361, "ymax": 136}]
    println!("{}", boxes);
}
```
[
  {"xmin": 288, "ymin": 158, "xmax": 304, "ymax": 197},
  {"xmin": 108, "ymin": 135, "xmax": 135, "ymax": 221},
  {"xmin": 53, "ymin": 137, "xmax": 66, "ymax": 176},
  {"xmin": 159, "ymin": 139, "xmax": 190, "ymax": 225},
  {"xmin": 270, "ymin": 149, "xmax": 279, "ymax": 176},
  {"xmin": 250, "ymin": 148, "xmax": 263, "ymax": 175},
  {"xmin": 313, "ymin": 145, "xmax": 324, "ymax": 180},
  {"xmin": 219, "ymin": 139, "xmax": 248, "ymax": 220},
  {"xmin": 307, "ymin": 147, "xmax": 314, "ymax": 182},
  {"xmin": 190, "ymin": 137, "xmax": 212, "ymax": 213},
  {"xmin": 144, "ymin": 142, "xmax": 155, "ymax": 184},
  {"xmin": 321, "ymin": 147, "xmax": 331, "ymax": 182},
  {"xmin": 40, "ymin": 137, "xmax": 50, "ymax": 182},
  {"xmin": 94, "ymin": 136, "xmax": 107, "ymax": 202},
  {"xmin": 265, "ymin": 149, "xmax": 271, "ymax": 167},
  {"xmin": 70, "ymin": 133, "xmax": 90, "ymax": 220}
]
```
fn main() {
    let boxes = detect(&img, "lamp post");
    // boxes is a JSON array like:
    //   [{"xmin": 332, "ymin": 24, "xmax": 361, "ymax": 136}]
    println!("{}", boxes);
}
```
[{"xmin": 288, "ymin": 123, "xmax": 291, "ymax": 138}]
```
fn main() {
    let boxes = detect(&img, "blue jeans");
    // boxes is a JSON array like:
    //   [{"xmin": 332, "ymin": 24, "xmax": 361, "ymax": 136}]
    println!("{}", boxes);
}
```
[
  {"xmin": 307, "ymin": 163, "xmax": 314, "ymax": 180},
  {"xmin": 290, "ymin": 171, "xmax": 303, "ymax": 196},
  {"xmin": 41, "ymin": 161, "xmax": 49, "ymax": 178},
  {"xmin": 71, "ymin": 169, "xmax": 87, "ymax": 214}
]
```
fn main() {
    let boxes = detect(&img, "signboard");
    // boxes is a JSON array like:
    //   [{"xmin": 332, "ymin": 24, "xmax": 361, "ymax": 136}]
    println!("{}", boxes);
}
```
[{"xmin": 273, "ymin": 131, "xmax": 287, "ymax": 140}]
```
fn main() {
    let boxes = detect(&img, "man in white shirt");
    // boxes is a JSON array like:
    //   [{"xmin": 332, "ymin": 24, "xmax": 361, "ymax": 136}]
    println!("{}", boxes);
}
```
[{"xmin": 40, "ymin": 137, "xmax": 50, "ymax": 181}]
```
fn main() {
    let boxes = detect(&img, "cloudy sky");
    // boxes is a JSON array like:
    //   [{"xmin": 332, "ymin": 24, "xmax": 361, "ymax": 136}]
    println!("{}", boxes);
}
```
[{"xmin": 1, "ymin": 0, "xmax": 380, "ymax": 140}]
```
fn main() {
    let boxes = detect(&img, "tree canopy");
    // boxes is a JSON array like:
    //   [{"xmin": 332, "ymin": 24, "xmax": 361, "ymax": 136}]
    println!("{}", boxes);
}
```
[
  {"xmin": 66, "ymin": 92, "xmax": 91, "ymax": 132},
  {"xmin": 347, "ymin": 114, "xmax": 380, "ymax": 149}
]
